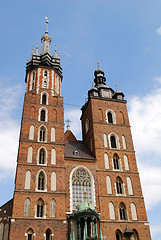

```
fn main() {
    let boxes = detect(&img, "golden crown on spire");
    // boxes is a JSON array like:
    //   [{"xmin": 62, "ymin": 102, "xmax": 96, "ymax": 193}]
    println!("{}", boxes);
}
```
[{"xmin": 41, "ymin": 17, "xmax": 52, "ymax": 43}]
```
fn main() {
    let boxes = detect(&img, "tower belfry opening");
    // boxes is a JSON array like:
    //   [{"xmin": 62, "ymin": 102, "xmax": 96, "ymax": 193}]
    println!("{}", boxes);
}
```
[{"xmin": 0, "ymin": 20, "xmax": 151, "ymax": 240}]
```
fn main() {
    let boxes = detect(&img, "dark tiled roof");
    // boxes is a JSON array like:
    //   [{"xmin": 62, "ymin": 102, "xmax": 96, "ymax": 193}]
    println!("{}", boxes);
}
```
[
  {"xmin": 65, "ymin": 141, "xmax": 96, "ymax": 160},
  {"xmin": 0, "ymin": 198, "xmax": 13, "ymax": 218}
]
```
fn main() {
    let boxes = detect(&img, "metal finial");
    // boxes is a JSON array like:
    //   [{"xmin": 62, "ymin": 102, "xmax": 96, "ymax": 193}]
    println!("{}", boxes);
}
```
[
  {"xmin": 116, "ymin": 80, "xmax": 118, "ymax": 91},
  {"xmin": 97, "ymin": 61, "xmax": 99, "ymax": 68},
  {"xmin": 45, "ymin": 17, "xmax": 49, "ymax": 33},
  {"xmin": 92, "ymin": 81, "xmax": 94, "ymax": 87},
  {"xmin": 55, "ymin": 44, "xmax": 57, "ymax": 50}
]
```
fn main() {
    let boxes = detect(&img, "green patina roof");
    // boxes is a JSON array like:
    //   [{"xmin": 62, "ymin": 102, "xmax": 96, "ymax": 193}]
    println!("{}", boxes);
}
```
[{"xmin": 78, "ymin": 197, "xmax": 95, "ymax": 212}]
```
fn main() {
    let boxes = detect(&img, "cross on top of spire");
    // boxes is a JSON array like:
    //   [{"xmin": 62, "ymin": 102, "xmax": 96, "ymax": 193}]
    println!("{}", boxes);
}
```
[{"xmin": 66, "ymin": 119, "xmax": 71, "ymax": 130}]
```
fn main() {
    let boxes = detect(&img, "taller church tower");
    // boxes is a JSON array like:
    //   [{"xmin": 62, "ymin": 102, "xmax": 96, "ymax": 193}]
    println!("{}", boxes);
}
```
[
  {"xmin": 9, "ymin": 20, "xmax": 67, "ymax": 239},
  {"xmin": 6, "ymin": 21, "xmax": 152, "ymax": 240}
]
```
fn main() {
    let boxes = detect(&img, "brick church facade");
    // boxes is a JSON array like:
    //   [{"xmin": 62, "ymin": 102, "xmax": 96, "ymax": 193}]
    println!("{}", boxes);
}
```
[{"xmin": 0, "ymin": 20, "xmax": 151, "ymax": 240}]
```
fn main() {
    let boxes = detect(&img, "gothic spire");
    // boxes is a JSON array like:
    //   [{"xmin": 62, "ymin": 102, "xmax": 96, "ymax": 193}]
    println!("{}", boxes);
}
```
[{"xmin": 40, "ymin": 17, "xmax": 52, "ymax": 55}]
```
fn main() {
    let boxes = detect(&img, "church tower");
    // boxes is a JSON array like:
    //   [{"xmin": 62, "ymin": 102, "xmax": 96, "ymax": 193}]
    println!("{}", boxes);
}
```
[
  {"xmin": 5, "ymin": 20, "xmax": 151, "ymax": 240},
  {"xmin": 80, "ymin": 65, "xmax": 152, "ymax": 239},
  {"xmin": 9, "ymin": 19, "xmax": 67, "ymax": 240}
]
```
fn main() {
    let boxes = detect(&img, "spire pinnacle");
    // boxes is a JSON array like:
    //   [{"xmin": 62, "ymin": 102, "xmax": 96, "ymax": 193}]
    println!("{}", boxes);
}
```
[
  {"xmin": 40, "ymin": 17, "xmax": 51, "ymax": 55},
  {"xmin": 97, "ymin": 61, "xmax": 100, "ymax": 68}
]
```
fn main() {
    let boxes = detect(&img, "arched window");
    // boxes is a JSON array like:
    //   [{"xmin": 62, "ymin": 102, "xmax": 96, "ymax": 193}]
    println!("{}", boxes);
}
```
[
  {"xmin": 131, "ymin": 203, "xmax": 137, "ymax": 220},
  {"xmin": 104, "ymin": 153, "xmax": 109, "ymax": 169},
  {"xmin": 110, "ymin": 135, "xmax": 116, "ymax": 148},
  {"xmin": 109, "ymin": 202, "xmax": 115, "ymax": 220},
  {"xmin": 71, "ymin": 167, "xmax": 94, "ymax": 210},
  {"xmin": 122, "ymin": 135, "xmax": 126, "ymax": 149},
  {"xmin": 55, "ymin": 74, "xmax": 59, "ymax": 94},
  {"xmin": 44, "ymin": 70, "xmax": 47, "ymax": 77},
  {"xmin": 27, "ymin": 228, "xmax": 34, "ymax": 240},
  {"xmin": 44, "ymin": 80, "xmax": 47, "ymax": 88},
  {"xmin": 116, "ymin": 229, "xmax": 122, "ymax": 240},
  {"xmin": 120, "ymin": 111, "xmax": 125, "ymax": 124},
  {"xmin": 32, "ymin": 72, "xmax": 35, "ymax": 90},
  {"xmin": 0, "ymin": 223, "xmax": 4, "ymax": 240},
  {"xmin": 51, "ymin": 127, "xmax": 55, "ymax": 142},
  {"xmin": 124, "ymin": 155, "xmax": 129, "ymax": 170},
  {"xmin": 53, "ymin": 109, "xmax": 57, "ymax": 122},
  {"xmin": 39, "ymin": 126, "xmax": 47, "ymax": 142},
  {"xmin": 109, "ymin": 133, "xmax": 119, "ymax": 149},
  {"xmin": 27, "ymin": 146, "xmax": 33, "ymax": 163},
  {"xmin": 39, "ymin": 148, "xmax": 46, "ymax": 164},
  {"xmin": 3, "ymin": 223, "xmax": 9, "ymax": 240},
  {"xmin": 51, "ymin": 148, "xmax": 56, "ymax": 165},
  {"xmin": 25, "ymin": 170, "xmax": 31, "ymax": 189},
  {"xmin": 37, "ymin": 199, "xmax": 44, "ymax": 217},
  {"xmin": 51, "ymin": 172, "xmax": 56, "ymax": 191},
  {"xmin": 113, "ymin": 154, "xmax": 120, "ymax": 170},
  {"xmin": 85, "ymin": 119, "xmax": 89, "ymax": 133},
  {"xmin": 29, "ymin": 125, "xmax": 34, "ymax": 140},
  {"xmin": 116, "ymin": 177, "xmax": 123, "ymax": 194},
  {"xmin": 42, "ymin": 94, "xmax": 47, "ymax": 105},
  {"xmin": 103, "ymin": 133, "xmax": 108, "ymax": 147},
  {"xmin": 132, "ymin": 229, "xmax": 139, "ymax": 240},
  {"xmin": 40, "ymin": 110, "xmax": 46, "ymax": 121},
  {"xmin": 50, "ymin": 199, "xmax": 56, "ymax": 217},
  {"xmin": 106, "ymin": 175, "xmax": 112, "ymax": 194},
  {"xmin": 106, "ymin": 110, "xmax": 116, "ymax": 124},
  {"xmin": 108, "ymin": 112, "xmax": 113, "ymax": 123},
  {"xmin": 24, "ymin": 198, "xmax": 31, "ymax": 217},
  {"xmin": 127, "ymin": 177, "xmax": 133, "ymax": 195},
  {"xmin": 38, "ymin": 172, "xmax": 45, "ymax": 190},
  {"xmin": 119, "ymin": 203, "xmax": 127, "ymax": 220},
  {"xmin": 45, "ymin": 229, "xmax": 51, "ymax": 240}
]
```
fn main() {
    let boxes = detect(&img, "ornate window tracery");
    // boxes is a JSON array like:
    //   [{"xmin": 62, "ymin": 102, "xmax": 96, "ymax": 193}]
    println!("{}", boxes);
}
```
[{"xmin": 72, "ymin": 168, "xmax": 92, "ymax": 209}]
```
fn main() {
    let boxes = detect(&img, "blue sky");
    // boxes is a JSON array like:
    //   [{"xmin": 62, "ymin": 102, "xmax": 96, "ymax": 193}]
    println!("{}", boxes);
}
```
[{"xmin": 1, "ymin": 0, "xmax": 161, "ymax": 239}]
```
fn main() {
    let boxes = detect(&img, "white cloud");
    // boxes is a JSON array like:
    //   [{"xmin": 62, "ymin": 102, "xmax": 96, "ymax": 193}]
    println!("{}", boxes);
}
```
[
  {"xmin": 156, "ymin": 26, "xmax": 161, "ymax": 35},
  {"xmin": 0, "ymin": 84, "xmax": 23, "ymax": 181},
  {"xmin": 153, "ymin": 76, "xmax": 161, "ymax": 84},
  {"xmin": 128, "ymin": 85, "xmax": 161, "ymax": 210},
  {"xmin": 151, "ymin": 223, "xmax": 161, "ymax": 238}
]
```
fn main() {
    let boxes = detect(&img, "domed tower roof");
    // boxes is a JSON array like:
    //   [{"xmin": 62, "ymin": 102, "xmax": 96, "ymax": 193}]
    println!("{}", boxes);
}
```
[{"xmin": 94, "ymin": 62, "xmax": 106, "ymax": 86}]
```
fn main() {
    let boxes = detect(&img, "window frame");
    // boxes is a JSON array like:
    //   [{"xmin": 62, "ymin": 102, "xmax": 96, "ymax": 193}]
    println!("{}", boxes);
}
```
[
  {"xmin": 70, "ymin": 166, "xmax": 95, "ymax": 212},
  {"xmin": 106, "ymin": 109, "xmax": 116, "ymax": 124}
]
